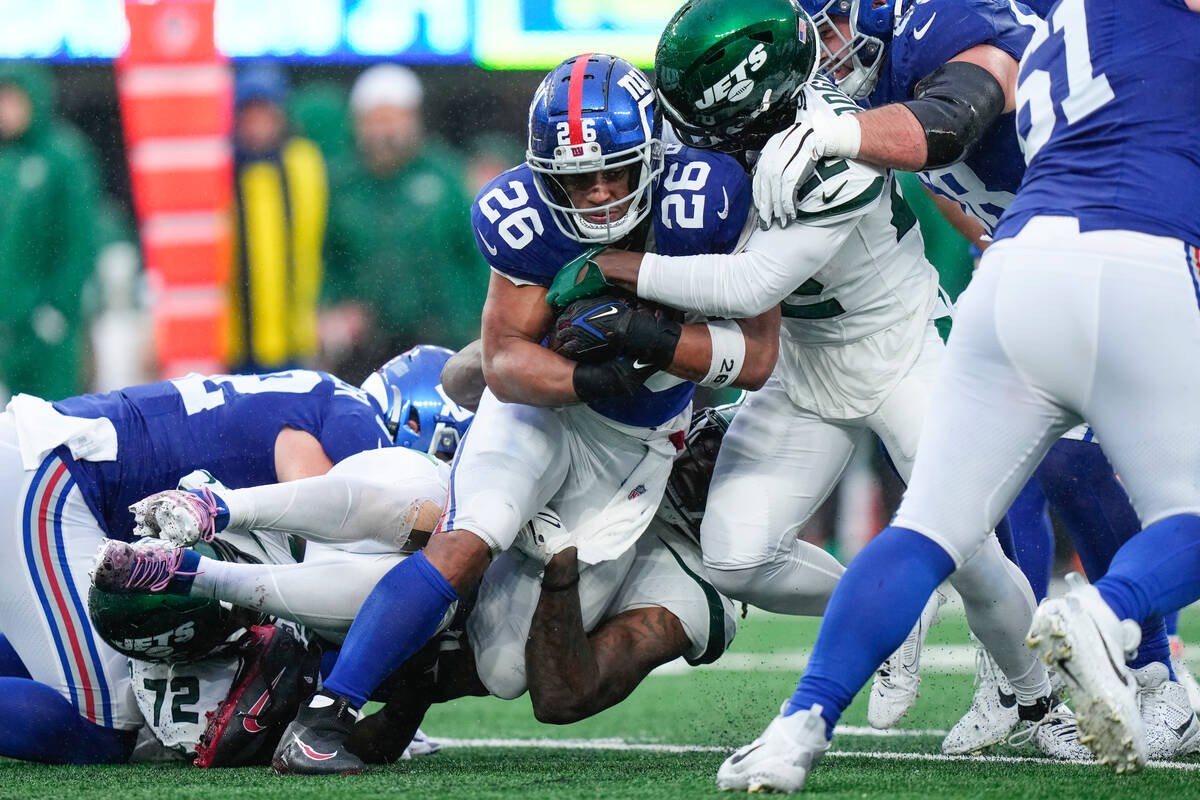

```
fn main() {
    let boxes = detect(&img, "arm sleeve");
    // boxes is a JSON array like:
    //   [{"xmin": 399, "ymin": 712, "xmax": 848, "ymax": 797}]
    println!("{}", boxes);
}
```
[
  {"xmin": 636, "ymin": 219, "xmax": 858, "ymax": 318},
  {"xmin": 222, "ymin": 473, "xmax": 446, "ymax": 551}
]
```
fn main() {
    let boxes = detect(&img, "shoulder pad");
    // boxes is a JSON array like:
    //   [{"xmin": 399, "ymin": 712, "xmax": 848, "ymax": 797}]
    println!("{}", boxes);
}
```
[
  {"xmin": 653, "ymin": 145, "xmax": 751, "ymax": 256},
  {"xmin": 470, "ymin": 165, "xmax": 583, "ymax": 287},
  {"xmin": 889, "ymin": 0, "xmax": 1036, "ymax": 97}
]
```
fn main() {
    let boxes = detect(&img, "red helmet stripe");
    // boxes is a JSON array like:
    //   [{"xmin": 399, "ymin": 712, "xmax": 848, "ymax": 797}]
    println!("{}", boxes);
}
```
[{"xmin": 567, "ymin": 53, "xmax": 593, "ymax": 146}]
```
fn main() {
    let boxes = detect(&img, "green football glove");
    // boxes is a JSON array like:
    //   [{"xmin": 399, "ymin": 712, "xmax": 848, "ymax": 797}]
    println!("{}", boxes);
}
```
[{"xmin": 545, "ymin": 245, "xmax": 610, "ymax": 310}]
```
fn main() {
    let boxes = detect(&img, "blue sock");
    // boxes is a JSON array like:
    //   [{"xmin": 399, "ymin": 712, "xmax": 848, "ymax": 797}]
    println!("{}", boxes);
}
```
[
  {"xmin": 1004, "ymin": 477, "xmax": 1053, "ymax": 601},
  {"xmin": 1039, "ymin": 440, "xmax": 1174, "ymax": 665},
  {"xmin": 322, "ymin": 551, "xmax": 458, "ymax": 708},
  {"xmin": 0, "ymin": 678, "xmax": 136, "ymax": 764},
  {"xmin": 787, "ymin": 527, "xmax": 956, "ymax": 737},
  {"xmin": 168, "ymin": 548, "xmax": 203, "ymax": 594},
  {"xmin": 1166, "ymin": 610, "xmax": 1180, "ymax": 638},
  {"xmin": 1097, "ymin": 513, "xmax": 1200, "ymax": 626},
  {"xmin": 0, "ymin": 635, "xmax": 31, "ymax": 679}
]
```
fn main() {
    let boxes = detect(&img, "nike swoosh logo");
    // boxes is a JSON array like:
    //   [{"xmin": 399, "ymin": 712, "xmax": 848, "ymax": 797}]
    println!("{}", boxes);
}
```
[
  {"xmin": 632, "ymin": 359, "xmax": 654, "ymax": 370},
  {"xmin": 998, "ymin": 690, "xmax": 1017, "ymax": 709},
  {"xmin": 822, "ymin": 180, "xmax": 848, "ymax": 204},
  {"xmin": 729, "ymin": 743, "xmax": 763, "ymax": 765},
  {"xmin": 913, "ymin": 13, "xmax": 936, "ymax": 40},
  {"xmin": 477, "ymin": 229, "xmax": 498, "ymax": 256},
  {"xmin": 243, "ymin": 667, "xmax": 288, "ymax": 733},
  {"xmin": 1173, "ymin": 714, "xmax": 1197, "ymax": 739},
  {"xmin": 591, "ymin": 306, "xmax": 620, "ymax": 319},
  {"xmin": 717, "ymin": 187, "xmax": 730, "ymax": 220},
  {"xmin": 296, "ymin": 735, "xmax": 338, "ymax": 761}
]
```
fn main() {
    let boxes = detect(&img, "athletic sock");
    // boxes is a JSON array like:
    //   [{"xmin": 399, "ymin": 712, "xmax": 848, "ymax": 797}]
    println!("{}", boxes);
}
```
[
  {"xmin": 1096, "ymin": 513, "xmax": 1200, "ymax": 627},
  {"xmin": 322, "ymin": 552, "xmax": 458, "ymax": 708},
  {"xmin": 1166, "ymin": 610, "xmax": 1180, "ymax": 638},
  {"xmin": 786, "ymin": 526, "xmax": 955, "ymax": 737},
  {"xmin": 1003, "ymin": 477, "xmax": 1053, "ymax": 601}
]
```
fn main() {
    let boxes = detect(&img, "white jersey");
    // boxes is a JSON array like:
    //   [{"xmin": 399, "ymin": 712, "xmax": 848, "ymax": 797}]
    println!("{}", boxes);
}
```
[
  {"xmin": 636, "ymin": 78, "xmax": 939, "ymax": 419},
  {"xmin": 130, "ymin": 653, "xmax": 241, "ymax": 756}
]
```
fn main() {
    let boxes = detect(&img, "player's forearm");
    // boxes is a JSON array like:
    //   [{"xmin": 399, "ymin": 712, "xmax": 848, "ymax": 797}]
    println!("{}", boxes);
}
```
[
  {"xmin": 845, "ymin": 105, "xmax": 929, "ymax": 172},
  {"xmin": 482, "ymin": 336, "xmax": 582, "ymax": 406},
  {"xmin": 526, "ymin": 548, "xmax": 603, "ymax": 724},
  {"xmin": 667, "ymin": 313, "xmax": 779, "ymax": 390},
  {"xmin": 636, "ymin": 250, "xmax": 807, "ymax": 319}
]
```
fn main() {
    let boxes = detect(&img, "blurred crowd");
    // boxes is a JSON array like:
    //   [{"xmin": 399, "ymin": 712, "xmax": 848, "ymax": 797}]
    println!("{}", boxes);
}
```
[{"xmin": 0, "ymin": 60, "xmax": 523, "ymax": 402}]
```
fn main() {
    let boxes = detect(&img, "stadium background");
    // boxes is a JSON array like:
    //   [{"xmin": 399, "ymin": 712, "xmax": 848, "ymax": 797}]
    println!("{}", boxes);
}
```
[{"xmin": 2, "ymin": 2, "xmax": 1193, "ymax": 795}]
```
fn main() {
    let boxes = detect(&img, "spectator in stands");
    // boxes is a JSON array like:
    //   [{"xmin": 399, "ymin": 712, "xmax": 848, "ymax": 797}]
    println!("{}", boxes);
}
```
[
  {"xmin": 322, "ymin": 64, "xmax": 486, "ymax": 382},
  {"xmin": 227, "ymin": 62, "xmax": 327, "ymax": 374},
  {"xmin": 0, "ymin": 62, "xmax": 99, "ymax": 401}
]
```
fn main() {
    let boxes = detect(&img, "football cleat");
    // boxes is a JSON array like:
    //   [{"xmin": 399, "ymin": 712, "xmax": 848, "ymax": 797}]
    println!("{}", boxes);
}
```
[
  {"xmin": 716, "ymin": 704, "xmax": 830, "ymax": 793},
  {"xmin": 1027, "ymin": 573, "xmax": 1145, "ymax": 773},
  {"xmin": 271, "ymin": 693, "xmax": 365, "ymax": 776},
  {"xmin": 1168, "ymin": 635, "xmax": 1200, "ymax": 714},
  {"xmin": 195, "ymin": 624, "xmax": 322, "ymax": 768},
  {"xmin": 401, "ymin": 728, "xmax": 441, "ymax": 760},
  {"xmin": 1132, "ymin": 662, "xmax": 1200, "ymax": 759},
  {"xmin": 942, "ymin": 641, "xmax": 1019, "ymax": 754},
  {"xmin": 868, "ymin": 590, "xmax": 945, "ymax": 729},
  {"xmin": 91, "ymin": 538, "xmax": 192, "ymax": 593},
  {"xmin": 129, "ymin": 487, "xmax": 225, "ymax": 546},
  {"xmin": 1008, "ymin": 697, "xmax": 1092, "ymax": 761},
  {"xmin": 513, "ymin": 508, "xmax": 573, "ymax": 566}
]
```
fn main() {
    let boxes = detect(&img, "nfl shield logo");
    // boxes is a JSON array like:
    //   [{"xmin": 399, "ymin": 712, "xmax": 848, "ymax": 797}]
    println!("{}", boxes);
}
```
[{"xmin": 628, "ymin": 484, "xmax": 646, "ymax": 500}]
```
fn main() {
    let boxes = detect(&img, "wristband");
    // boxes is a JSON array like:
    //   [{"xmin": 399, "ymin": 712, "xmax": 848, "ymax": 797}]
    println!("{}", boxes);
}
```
[
  {"xmin": 814, "ymin": 114, "xmax": 862, "ymax": 160},
  {"xmin": 699, "ymin": 319, "xmax": 746, "ymax": 388}
]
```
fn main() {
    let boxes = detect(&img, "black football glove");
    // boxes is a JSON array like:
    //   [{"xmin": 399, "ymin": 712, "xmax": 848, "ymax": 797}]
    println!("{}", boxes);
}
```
[
  {"xmin": 551, "ymin": 295, "xmax": 682, "ymax": 367},
  {"xmin": 572, "ymin": 356, "xmax": 658, "ymax": 403}
]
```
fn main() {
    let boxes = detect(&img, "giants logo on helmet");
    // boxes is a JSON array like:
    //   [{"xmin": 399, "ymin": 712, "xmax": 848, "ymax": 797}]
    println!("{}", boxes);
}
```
[
  {"xmin": 117, "ymin": 620, "xmax": 196, "ymax": 660},
  {"xmin": 694, "ymin": 43, "xmax": 768, "ymax": 109}
]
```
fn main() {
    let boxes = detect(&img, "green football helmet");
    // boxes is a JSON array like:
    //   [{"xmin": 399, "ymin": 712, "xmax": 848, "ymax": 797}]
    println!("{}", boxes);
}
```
[
  {"xmin": 655, "ymin": 0, "xmax": 819, "ymax": 158},
  {"xmin": 89, "ymin": 540, "xmax": 265, "ymax": 664}
]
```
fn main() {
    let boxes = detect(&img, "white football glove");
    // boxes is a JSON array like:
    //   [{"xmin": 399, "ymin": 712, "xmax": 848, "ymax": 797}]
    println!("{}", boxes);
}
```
[
  {"xmin": 752, "ymin": 113, "xmax": 863, "ymax": 229},
  {"xmin": 129, "ymin": 488, "xmax": 225, "ymax": 546},
  {"xmin": 513, "ymin": 508, "xmax": 574, "ymax": 566},
  {"xmin": 752, "ymin": 120, "xmax": 820, "ymax": 229}
]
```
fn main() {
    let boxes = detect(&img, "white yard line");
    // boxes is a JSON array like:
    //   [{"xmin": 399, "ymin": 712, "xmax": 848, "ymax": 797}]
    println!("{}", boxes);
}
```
[{"xmin": 435, "ymin": 737, "xmax": 1200, "ymax": 771}]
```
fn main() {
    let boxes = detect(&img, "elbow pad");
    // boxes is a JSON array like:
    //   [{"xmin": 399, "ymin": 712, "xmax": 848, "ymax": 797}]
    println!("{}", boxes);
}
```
[{"xmin": 903, "ymin": 61, "xmax": 1005, "ymax": 169}]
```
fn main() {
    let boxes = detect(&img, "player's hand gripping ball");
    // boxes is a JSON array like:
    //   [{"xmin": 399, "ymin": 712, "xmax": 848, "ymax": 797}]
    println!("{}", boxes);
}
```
[{"xmin": 551, "ymin": 294, "xmax": 684, "ymax": 367}]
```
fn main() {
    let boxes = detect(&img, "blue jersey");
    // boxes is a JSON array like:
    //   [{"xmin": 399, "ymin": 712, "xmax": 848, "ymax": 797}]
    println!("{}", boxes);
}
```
[
  {"xmin": 471, "ymin": 145, "xmax": 751, "ymax": 427},
  {"xmin": 54, "ymin": 371, "xmax": 392, "ymax": 539},
  {"xmin": 997, "ymin": 0, "xmax": 1200, "ymax": 245},
  {"xmin": 870, "ymin": 0, "xmax": 1040, "ymax": 233}
]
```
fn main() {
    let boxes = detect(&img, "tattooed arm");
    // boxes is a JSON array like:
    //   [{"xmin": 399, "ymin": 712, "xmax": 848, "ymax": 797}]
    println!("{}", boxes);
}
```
[{"xmin": 525, "ymin": 546, "xmax": 692, "ymax": 724}]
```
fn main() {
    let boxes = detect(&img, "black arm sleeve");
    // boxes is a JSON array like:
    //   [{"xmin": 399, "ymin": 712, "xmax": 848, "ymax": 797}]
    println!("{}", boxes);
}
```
[{"xmin": 902, "ymin": 61, "xmax": 1006, "ymax": 170}]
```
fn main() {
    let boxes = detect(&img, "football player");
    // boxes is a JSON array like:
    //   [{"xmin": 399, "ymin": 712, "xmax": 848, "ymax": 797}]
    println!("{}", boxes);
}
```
[
  {"xmin": 266, "ymin": 52, "xmax": 780, "ymax": 776},
  {"xmin": 95, "ymin": 405, "xmax": 740, "ymax": 767},
  {"xmin": 721, "ymin": 0, "xmax": 1200, "ymax": 788},
  {"xmin": 568, "ymin": 0, "xmax": 1080, "ymax": 758},
  {"xmin": 751, "ymin": 0, "xmax": 1192, "ymax": 755},
  {"xmin": 0, "ymin": 364, "xmax": 400, "ymax": 764}
]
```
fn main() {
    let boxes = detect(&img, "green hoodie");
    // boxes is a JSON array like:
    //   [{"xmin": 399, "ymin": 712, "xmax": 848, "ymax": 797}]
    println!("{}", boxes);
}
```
[{"xmin": 0, "ymin": 61, "xmax": 100, "ymax": 399}]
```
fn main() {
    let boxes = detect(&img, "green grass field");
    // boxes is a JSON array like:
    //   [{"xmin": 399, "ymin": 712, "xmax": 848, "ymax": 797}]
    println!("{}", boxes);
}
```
[{"xmin": 3, "ymin": 601, "xmax": 1198, "ymax": 799}]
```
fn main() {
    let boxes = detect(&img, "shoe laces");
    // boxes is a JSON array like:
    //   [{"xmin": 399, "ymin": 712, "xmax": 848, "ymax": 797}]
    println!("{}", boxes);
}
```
[
  {"xmin": 125, "ymin": 545, "xmax": 195, "ymax": 592},
  {"xmin": 188, "ymin": 487, "xmax": 221, "ymax": 543},
  {"xmin": 1006, "ymin": 708, "xmax": 1078, "ymax": 747}
]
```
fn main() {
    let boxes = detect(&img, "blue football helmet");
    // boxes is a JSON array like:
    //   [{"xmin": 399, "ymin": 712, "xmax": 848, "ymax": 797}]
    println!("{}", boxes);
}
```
[
  {"xmin": 361, "ymin": 345, "xmax": 473, "ymax": 460},
  {"xmin": 797, "ymin": 0, "xmax": 904, "ymax": 99},
  {"xmin": 526, "ymin": 53, "xmax": 664, "ymax": 244}
]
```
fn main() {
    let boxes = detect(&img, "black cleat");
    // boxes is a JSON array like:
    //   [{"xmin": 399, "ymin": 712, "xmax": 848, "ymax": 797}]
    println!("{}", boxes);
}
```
[{"xmin": 271, "ymin": 693, "xmax": 366, "ymax": 776}]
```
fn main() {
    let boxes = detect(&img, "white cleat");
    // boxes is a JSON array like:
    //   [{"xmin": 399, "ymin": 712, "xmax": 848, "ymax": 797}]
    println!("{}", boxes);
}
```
[
  {"xmin": 868, "ymin": 591, "xmax": 945, "ymax": 729},
  {"xmin": 1168, "ymin": 635, "xmax": 1200, "ymax": 714},
  {"xmin": 400, "ymin": 727, "xmax": 442, "ymax": 760},
  {"xmin": 1008, "ymin": 699, "xmax": 1092, "ymax": 761},
  {"xmin": 717, "ymin": 704, "xmax": 830, "ymax": 794},
  {"xmin": 942, "ymin": 640, "xmax": 1019, "ymax": 754},
  {"xmin": 1133, "ymin": 662, "xmax": 1200, "ymax": 758},
  {"xmin": 1027, "ymin": 573, "xmax": 1145, "ymax": 773}
]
